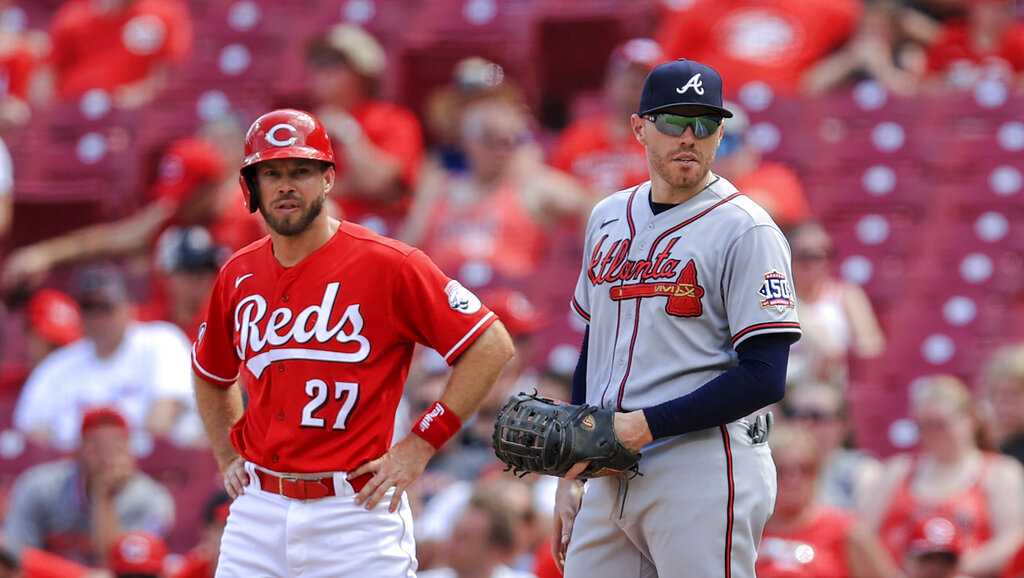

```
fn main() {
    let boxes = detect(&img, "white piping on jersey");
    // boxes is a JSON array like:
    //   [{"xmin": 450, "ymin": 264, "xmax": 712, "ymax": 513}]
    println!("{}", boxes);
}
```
[
  {"xmin": 443, "ymin": 312, "xmax": 495, "ymax": 362},
  {"xmin": 246, "ymin": 346, "xmax": 372, "ymax": 378},
  {"xmin": 192, "ymin": 346, "xmax": 238, "ymax": 383}
]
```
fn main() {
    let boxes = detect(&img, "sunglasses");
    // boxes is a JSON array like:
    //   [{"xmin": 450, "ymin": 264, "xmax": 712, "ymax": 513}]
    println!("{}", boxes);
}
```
[{"xmin": 645, "ymin": 113, "xmax": 722, "ymax": 139}]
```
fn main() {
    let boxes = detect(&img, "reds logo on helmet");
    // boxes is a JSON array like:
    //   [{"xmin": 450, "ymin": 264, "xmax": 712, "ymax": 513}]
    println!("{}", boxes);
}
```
[{"xmin": 239, "ymin": 109, "xmax": 336, "ymax": 213}]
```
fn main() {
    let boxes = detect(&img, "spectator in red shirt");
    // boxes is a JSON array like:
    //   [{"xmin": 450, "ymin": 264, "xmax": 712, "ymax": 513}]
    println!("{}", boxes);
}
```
[
  {"xmin": 802, "ymin": 0, "xmax": 927, "ymax": 96},
  {"xmin": 757, "ymin": 424, "xmax": 895, "ymax": 578},
  {"xmin": 656, "ymin": 0, "xmax": 861, "ymax": 96},
  {"xmin": 0, "ymin": 0, "xmax": 47, "ymax": 126},
  {"xmin": 550, "ymin": 38, "xmax": 664, "ymax": 197},
  {"xmin": 1, "ymin": 126, "xmax": 265, "ymax": 291},
  {"xmin": 924, "ymin": 0, "xmax": 1024, "ymax": 88},
  {"xmin": 863, "ymin": 375, "xmax": 1024, "ymax": 578},
  {"xmin": 402, "ymin": 96, "xmax": 586, "ymax": 286},
  {"xmin": 49, "ymin": 0, "xmax": 192, "ymax": 106},
  {"xmin": 307, "ymin": 24, "xmax": 424, "ymax": 235},
  {"xmin": 712, "ymin": 102, "xmax": 810, "ymax": 229}
]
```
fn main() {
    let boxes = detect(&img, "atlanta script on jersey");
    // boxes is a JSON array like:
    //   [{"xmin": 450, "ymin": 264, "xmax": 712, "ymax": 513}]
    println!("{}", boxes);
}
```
[
  {"xmin": 192, "ymin": 222, "xmax": 496, "ymax": 473},
  {"xmin": 572, "ymin": 177, "xmax": 801, "ymax": 412}
]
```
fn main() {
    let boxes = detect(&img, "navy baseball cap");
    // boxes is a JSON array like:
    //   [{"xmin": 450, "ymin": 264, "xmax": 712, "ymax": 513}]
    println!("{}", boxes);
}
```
[
  {"xmin": 638, "ymin": 59, "xmax": 733, "ymax": 118},
  {"xmin": 156, "ymin": 227, "xmax": 229, "ymax": 273}
]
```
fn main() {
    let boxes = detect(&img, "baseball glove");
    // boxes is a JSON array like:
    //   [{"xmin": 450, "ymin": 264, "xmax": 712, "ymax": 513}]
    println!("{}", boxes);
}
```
[{"xmin": 491, "ymin": 391, "xmax": 641, "ymax": 479}]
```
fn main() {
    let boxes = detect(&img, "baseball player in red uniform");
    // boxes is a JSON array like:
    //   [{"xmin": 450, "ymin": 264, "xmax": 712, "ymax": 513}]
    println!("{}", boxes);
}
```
[{"xmin": 191, "ymin": 109, "xmax": 515, "ymax": 577}]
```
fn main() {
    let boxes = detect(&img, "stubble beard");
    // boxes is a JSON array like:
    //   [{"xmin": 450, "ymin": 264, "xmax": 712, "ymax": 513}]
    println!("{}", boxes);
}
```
[
  {"xmin": 259, "ymin": 193, "xmax": 325, "ymax": 237},
  {"xmin": 654, "ymin": 152, "xmax": 712, "ymax": 192}
]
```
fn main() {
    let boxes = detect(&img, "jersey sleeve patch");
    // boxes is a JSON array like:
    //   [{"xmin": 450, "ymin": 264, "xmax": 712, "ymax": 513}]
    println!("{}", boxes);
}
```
[
  {"xmin": 444, "ymin": 280, "xmax": 482, "ymax": 315},
  {"xmin": 757, "ymin": 270, "xmax": 795, "ymax": 311}
]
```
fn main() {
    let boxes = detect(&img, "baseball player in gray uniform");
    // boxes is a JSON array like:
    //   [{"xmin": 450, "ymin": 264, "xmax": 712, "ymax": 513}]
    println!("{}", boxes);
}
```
[{"xmin": 555, "ymin": 59, "xmax": 802, "ymax": 578}]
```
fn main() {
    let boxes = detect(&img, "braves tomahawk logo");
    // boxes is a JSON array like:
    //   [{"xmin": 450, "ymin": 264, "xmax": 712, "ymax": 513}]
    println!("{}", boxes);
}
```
[
  {"xmin": 676, "ymin": 73, "xmax": 705, "ymax": 95},
  {"xmin": 234, "ymin": 282, "xmax": 370, "ymax": 377},
  {"xmin": 588, "ymin": 235, "xmax": 705, "ymax": 317}
]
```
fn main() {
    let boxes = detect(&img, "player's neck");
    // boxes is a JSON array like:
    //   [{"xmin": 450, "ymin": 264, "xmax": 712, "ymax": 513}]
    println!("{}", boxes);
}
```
[
  {"xmin": 650, "ymin": 170, "xmax": 713, "ymax": 205},
  {"xmin": 270, "ymin": 216, "xmax": 341, "ymax": 268}
]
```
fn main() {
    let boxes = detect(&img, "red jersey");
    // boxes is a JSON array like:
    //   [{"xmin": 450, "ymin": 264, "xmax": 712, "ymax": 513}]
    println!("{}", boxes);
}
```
[
  {"xmin": 335, "ymin": 100, "xmax": 424, "ymax": 227},
  {"xmin": 880, "ymin": 455, "xmax": 994, "ymax": 564},
  {"xmin": 50, "ymin": 0, "xmax": 192, "ymax": 99},
  {"xmin": 422, "ymin": 179, "xmax": 549, "ymax": 281},
  {"xmin": 550, "ymin": 117, "xmax": 648, "ymax": 196},
  {"xmin": 0, "ymin": 38, "xmax": 38, "ymax": 101},
  {"xmin": 926, "ymin": 23, "xmax": 1024, "ymax": 76},
  {"xmin": 171, "ymin": 551, "xmax": 213, "ymax": 578},
  {"xmin": 656, "ymin": 0, "xmax": 860, "ymax": 95},
  {"xmin": 191, "ymin": 221, "xmax": 496, "ymax": 473},
  {"xmin": 757, "ymin": 507, "xmax": 854, "ymax": 578},
  {"xmin": 732, "ymin": 162, "xmax": 810, "ymax": 229}
]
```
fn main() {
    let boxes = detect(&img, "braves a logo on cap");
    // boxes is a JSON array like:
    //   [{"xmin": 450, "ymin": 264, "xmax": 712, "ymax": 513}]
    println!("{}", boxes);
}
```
[
  {"xmin": 758, "ymin": 270, "xmax": 795, "ymax": 310},
  {"xmin": 676, "ymin": 73, "xmax": 705, "ymax": 95},
  {"xmin": 265, "ymin": 123, "xmax": 298, "ymax": 147}
]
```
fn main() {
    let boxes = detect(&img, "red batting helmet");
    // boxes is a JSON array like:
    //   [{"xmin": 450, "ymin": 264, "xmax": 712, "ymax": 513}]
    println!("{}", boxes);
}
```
[{"xmin": 239, "ymin": 109, "xmax": 335, "ymax": 213}]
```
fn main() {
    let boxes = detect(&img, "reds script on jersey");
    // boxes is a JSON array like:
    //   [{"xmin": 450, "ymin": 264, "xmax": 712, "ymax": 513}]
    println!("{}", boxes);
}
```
[
  {"xmin": 572, "ymin": 176, "xmax": 800, "ymax": 411},
  {"xmin": 192, "ymin": 221, "xmax": 496, "ymax": 473}
]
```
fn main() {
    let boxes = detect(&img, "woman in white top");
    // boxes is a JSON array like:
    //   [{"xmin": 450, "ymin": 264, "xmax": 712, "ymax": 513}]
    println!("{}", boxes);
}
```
[{"xmin": 786, "ymin": 221, "xmax": 885, "ymax": 389}]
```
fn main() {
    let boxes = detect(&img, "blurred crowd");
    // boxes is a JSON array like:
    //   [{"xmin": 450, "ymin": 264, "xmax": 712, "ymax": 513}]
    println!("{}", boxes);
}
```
[{"xmin": 0, "ymin": 0, "xmax": 1021, "ymax": 577}]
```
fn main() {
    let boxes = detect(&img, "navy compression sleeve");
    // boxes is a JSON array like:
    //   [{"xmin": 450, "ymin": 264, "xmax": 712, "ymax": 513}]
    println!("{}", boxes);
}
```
[
  {"xmin": 571, "ymin": 327, "xmax": 589, "ymax": 405},
  {"xmin": 642, "ymin": 333, "xmax": 795, "ymax": 439}
]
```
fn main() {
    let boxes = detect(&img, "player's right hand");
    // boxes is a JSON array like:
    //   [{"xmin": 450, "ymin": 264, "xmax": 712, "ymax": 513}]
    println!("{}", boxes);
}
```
[
  {"xmin": 222, "ymin": 457, "xmax": 249, "ymax": 499},
  {"xmin": 553, "ymin": 476, "xmax": 585, "ymax": 571}
]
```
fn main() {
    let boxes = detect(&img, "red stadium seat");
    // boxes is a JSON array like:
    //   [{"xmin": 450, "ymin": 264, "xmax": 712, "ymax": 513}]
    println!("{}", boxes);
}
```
[{"xmin": 137, "ymin": 440, "xmax": 221, "ymax": 553}]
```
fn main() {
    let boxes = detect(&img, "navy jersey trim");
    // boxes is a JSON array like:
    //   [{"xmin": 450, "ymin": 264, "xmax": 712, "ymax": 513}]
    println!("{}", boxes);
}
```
[{"xmin": 730, "ymin": 321, "xmax": 802, "ymax": 345}]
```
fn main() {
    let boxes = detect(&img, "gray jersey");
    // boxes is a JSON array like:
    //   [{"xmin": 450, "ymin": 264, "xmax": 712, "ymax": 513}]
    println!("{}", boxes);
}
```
[{"xmin": 572, "ymin": 176, "xmax": 801, "ymax": 412}]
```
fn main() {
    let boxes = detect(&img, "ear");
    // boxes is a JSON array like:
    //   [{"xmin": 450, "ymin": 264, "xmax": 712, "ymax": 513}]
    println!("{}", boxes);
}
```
[
  {"xmin": 630, "ymin": 114, "xmax": 645, "ymax": 146},
  {"xmin": 322, "ymin": 165, "xmax": 336, "ymax": 194}
]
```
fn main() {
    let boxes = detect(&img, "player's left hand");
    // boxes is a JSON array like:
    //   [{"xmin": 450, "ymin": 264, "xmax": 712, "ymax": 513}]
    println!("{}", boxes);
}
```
[
  {"xmin": 613, "ymin": 411, "xmax": 654, "ymax": 453},
  {"xmin": 350, "ymin": 435, "xmax": 435, "ymax": 513}
]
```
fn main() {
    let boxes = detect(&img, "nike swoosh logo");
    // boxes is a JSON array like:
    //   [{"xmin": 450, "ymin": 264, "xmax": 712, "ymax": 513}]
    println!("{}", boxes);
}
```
[
  {"xmin": 599, "ymin": 218, "xmax": 619, "ymax": 229},
  {"xmin": 234, "ymin": 273, "xmax": 254, "ymax": 288}
]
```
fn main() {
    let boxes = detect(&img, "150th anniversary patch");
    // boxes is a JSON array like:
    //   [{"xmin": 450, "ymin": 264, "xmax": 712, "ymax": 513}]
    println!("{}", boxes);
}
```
[{"xmin": 758, "ymin": 270, "xmax": 795, "ymax": 310}]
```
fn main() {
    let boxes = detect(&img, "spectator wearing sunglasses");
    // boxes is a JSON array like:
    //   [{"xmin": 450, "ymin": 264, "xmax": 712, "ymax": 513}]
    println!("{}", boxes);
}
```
[
  {"xmin": 862, "ymin": 375, "xmax": 1024, "ymax": 578},
  {"xmin": 550, "ymin": 38, "xmax": 663, "ymax": 197},
  {"xmin": 785, "ymin": 222, "xmax": 884, "ymax": 390},
  {"xmin": 712, "ymin": 101, "xmax": 810, "ymax": 229},
  {"xmin": 757, "ymin": 425, "xmax": 896, "ymax": 578},
  {"xmin": 402, "ymin": 96, "xmax": 587, "ymax": 288},
  {"xmin": 12, "ymin": 263, "xmax": 194, "ymax": 451},
  {"xmin": 784, "ymin": 382, "xmax": 881, "ymax": 511}
]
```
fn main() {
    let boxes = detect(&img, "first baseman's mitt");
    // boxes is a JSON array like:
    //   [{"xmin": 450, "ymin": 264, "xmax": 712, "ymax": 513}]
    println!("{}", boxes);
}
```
[{"xmin": 491, "ymin": 391, "xmax": 641, "ymax": 479}]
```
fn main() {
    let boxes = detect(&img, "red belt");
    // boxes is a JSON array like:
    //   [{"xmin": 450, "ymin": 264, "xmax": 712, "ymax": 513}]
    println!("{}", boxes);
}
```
[{"xmin": 255, "ymin": 470, "xmax": 370, "ymax": 500}]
